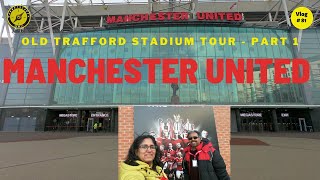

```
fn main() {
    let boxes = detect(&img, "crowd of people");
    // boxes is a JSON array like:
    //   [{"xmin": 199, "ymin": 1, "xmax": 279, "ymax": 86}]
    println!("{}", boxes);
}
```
[{"xmin": 160, "ymin": 143, "xmax": 184, "ymax": 180}]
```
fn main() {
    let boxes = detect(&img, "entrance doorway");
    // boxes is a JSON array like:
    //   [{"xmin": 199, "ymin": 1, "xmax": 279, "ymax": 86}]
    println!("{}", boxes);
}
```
[
  {"xmin": 46, "ymin": 108, "xmax": 118, "ymax": 133},
  {"xmin": 87, "ymin": 118, "xmax": 94, "ymax": 132},
  {"xmin": 299, "ymin": 118, "xmax": 307, "ymax": 132},
  {"xmin": 82, "ymin": 111, "xmax": 113, "ymax": 133},
  {"xmin": 241, "ymin": 118, "xmax": 274, "ymax": 132},
  {"xmin": 276, "ymin": 109, "xmax": 313, "ymax": 132},
  {"xmin": 278, "ymin": 117, "xmax": 300, "ymax": 131},
  {"xmin": 239, "ymin": 109, "xmax": 274, "ymax": 132}
]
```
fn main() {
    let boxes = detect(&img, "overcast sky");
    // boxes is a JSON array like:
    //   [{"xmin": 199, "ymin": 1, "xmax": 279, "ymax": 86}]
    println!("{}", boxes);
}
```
[{"xmin": 0, "ymin": 0, "xmax": 145, "ymax": 38}]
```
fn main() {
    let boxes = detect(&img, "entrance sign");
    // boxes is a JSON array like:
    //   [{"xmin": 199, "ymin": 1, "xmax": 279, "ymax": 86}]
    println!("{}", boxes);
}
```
[
  {"xmin": 91, "ymin": 112, "xmax": 109, "ymax": 118},
  {"xmin": 59, "ymin": 114, "xmax": 77, "ymax": 118}
]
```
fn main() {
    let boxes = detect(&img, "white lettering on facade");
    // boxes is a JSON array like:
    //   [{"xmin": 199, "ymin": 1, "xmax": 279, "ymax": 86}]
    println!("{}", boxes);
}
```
[
  {"xmin": 240, "ymin": 113, "xmax": 262, "ymax": 117},
  {"xmin": 59, "ymin": 114, "xmax": 78, "ymax": 117}
]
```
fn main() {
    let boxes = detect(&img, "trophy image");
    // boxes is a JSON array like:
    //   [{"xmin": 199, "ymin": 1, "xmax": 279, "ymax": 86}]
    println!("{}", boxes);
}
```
[
  {"xmin": 173, "ymin": 114, "xmax": 183, "ymax": 140},
  {"xmin": 159, "ymin": 118, "xmax": 172, "ymax": 139},
  {"xmin": 184, "ymin": 118, "xmax": 195, "ymax": 131}
]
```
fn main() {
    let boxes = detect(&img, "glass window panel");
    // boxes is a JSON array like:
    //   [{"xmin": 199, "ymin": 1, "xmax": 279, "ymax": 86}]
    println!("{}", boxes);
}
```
[
  {"xmin": 25, "ymin": 94, "xmax": 48, "ymax": 99},
  {"xmin": 188, "ymin": 83, "xmax": 198, "ymax": 103},
  {"xmin": 179, "ymin": 84, "xmax": 190, "ymax": 103},
  {"xmin": 139, "ymin": 80, "xmax": 148, "ymax": 103},
  {"xmin": 43, "ymin": 26, "xmax": 304, "ymax": 105},
  {"xmin": 150, "ymin": 83, "xmax": 160, "ymax": 103},
  {"xmin": 6, "ymin": 93, "xmax": 26, "ymax": 99}
]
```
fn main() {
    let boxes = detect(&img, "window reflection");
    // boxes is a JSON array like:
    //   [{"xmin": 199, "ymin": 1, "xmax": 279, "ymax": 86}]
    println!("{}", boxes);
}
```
[{"xmin": 51, "ymin": 26, "xmax": 305, "ymax": 105}]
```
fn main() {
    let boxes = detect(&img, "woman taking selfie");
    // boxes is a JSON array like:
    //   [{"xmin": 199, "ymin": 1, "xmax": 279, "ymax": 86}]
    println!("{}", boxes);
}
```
[{"xmin": 119, "ymin": 135, "xmax": 168, "ymax": 180}]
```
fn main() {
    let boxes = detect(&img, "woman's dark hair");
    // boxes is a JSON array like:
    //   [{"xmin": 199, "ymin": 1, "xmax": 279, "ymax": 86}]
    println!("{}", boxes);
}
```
[{"xmin": 124, "ymin": 135, "xmax": 163, "ymax": 171}]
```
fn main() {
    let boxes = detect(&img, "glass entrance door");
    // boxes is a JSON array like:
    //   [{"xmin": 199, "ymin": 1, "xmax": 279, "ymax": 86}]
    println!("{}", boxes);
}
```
[
  {"xmin": 299, "ymin": 118, "xmax": 307, "ymax": 132},
  {"xmin": 241, "ymin": 118, "xmax": 272, "ymax": 132}
]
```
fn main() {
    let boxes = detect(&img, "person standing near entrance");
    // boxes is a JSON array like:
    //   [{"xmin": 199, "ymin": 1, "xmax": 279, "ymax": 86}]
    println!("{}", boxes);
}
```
[
  {"xmin": 99, "ymin": 122, "xmax": 102, "ymax": 131},
  {"xmin": 93, "ymin": 122, "xmax": 98, "ymax": 133},
  {"xmin": 183, "ymin": 130, "xmax": 230, "ymax": 180},
  {"xmin": 53, "ymin": 118, "xmax": 58, "ymax": 131}
]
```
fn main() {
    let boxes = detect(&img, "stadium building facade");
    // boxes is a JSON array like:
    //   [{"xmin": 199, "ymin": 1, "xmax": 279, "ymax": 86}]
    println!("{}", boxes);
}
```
[{"xmin": 1, "ymin": 0, "xmax": 320, "ymax": 132}]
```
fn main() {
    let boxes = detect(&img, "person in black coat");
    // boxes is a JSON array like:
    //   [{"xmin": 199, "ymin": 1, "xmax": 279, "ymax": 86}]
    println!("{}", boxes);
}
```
[{"xmin": 183, "ymin": 130, "xmax": 230, "ymax": 180}]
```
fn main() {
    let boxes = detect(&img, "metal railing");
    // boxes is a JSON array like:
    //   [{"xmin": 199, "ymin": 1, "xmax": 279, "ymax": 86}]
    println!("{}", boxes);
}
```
[{"xmin": 2, "ymin": 0, "xmax": 279, "ymax": 6}]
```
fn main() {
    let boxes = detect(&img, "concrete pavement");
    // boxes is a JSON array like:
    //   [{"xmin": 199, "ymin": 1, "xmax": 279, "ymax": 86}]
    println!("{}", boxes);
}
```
[
  {"xmin": 0, "ymin": 132, "xmax": 114, "ymax": 142},
  {"xmin": 1, "ymin": 132, "xmax": 319, "ymax": 180},
  {"xmin": 0, "ymin": 134, "xmax": 117, "ymax": 180},
  {"xmin": 232, "ymin": 134, "xmax": 319, "ymax": 180}
]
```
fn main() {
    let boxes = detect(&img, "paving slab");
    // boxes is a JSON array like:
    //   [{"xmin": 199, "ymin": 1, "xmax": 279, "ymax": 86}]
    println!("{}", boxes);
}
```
[
  {"xmin": 0, "ymin": 134, "xmax": 117, "ymax": 180},
  {"xmin": 232, "ymin": 135, "xmax": 319, "ymax": 180}
]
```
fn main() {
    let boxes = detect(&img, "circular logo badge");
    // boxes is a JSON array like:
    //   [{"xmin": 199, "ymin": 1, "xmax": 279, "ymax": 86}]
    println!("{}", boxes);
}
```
[
  {"xmin": 7, "ymin": 5, "xmax": 31, "ymax": 29},
  {"xmin": 291, "ymin": 7, "xmax": 313, "ymax": 30}
]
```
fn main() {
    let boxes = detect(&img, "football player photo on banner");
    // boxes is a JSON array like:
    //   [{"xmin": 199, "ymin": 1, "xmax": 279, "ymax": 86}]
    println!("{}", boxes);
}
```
[{"xmin": 134, "ymin": 106, "xmax": 218, "ymax": 180}]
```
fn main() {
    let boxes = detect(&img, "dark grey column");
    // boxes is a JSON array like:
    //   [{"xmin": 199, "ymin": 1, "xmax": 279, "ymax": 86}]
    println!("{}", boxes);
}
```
[
  {"xmin": 114, "ymin": 109, "xmax": 118, "ymax": 133},
  {"xmin": 235, "ymin": 109, "xmax": 241, "ymax": 132},
  {"xmin": 111, "ymin": 109, "xmax": 115, "ymax": 132},
  {"xmin": 278, "ymin": 117, "xmax": 283, "ymax": 131},
  {"xmin": 76, "ymin": 110, "xmax": 81, "ymax": 131},
  {"xmin": 0, "ymin": 109, "xmax": 3, "ymax": 130},
  {"xmin": 272, "ymin": 109, "xmax": 279, "ymax": 132}
]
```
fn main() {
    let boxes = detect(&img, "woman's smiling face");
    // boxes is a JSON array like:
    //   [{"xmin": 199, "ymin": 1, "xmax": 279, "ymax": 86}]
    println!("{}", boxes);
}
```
[{"xmin": 136, "ymin": 138, "xmax": 156, "ymax": 165}]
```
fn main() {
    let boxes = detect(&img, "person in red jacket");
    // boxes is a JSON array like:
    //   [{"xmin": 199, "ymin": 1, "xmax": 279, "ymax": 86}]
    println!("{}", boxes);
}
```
[
  {"xmin": 164, "ymin": 152, "xmax": 176, "ymax": 180},
  {"xmin": 175, "ymin": 142, "xmax": 184, "ymax": 155},
  {"xmin": 183, "ymin": 130, "xmax": 230, "ymax": 180},
  {"xmin": 175, "ymin": 151, "xmax": 184, "ymax": 180},
  {"xmin": 167, "ymin": 143, "xmax": 176, "ymax": 156}
]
